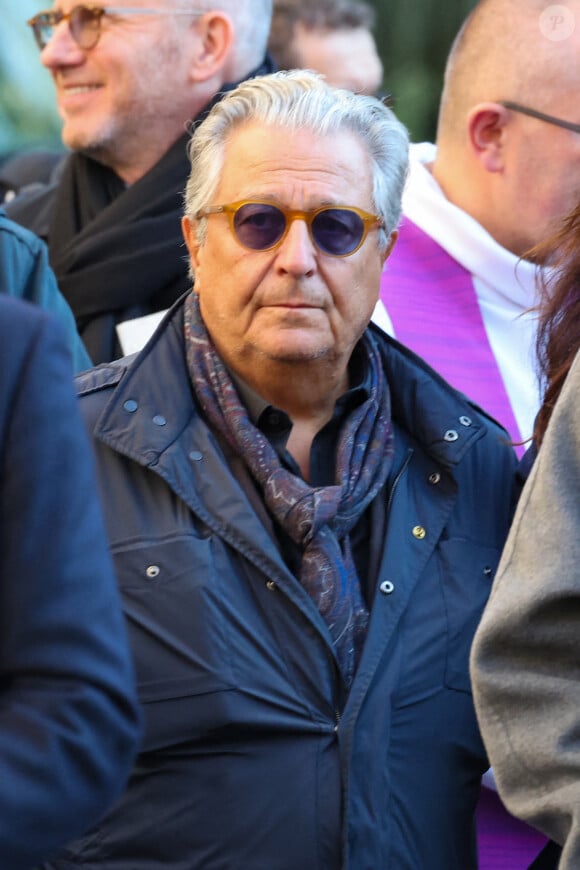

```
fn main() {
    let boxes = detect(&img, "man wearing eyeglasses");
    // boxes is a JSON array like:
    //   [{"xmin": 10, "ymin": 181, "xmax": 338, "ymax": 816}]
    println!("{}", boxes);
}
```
[
  {"xmin": 49, "ymin": 70, "xmax": 518, "ymax": 870},
  {"xmin": 377, "ymin": 0, "xmax": 580, "ymax": 457},
  {"xmin": 6, "ymin": 0, "xmax": 274, "ymax": 364}
]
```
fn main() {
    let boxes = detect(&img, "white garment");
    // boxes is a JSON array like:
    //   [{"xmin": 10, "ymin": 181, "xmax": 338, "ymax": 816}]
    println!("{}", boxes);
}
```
[{"xmin": 375, "ymin": 142, "xmax": 542, "ymax": 444}]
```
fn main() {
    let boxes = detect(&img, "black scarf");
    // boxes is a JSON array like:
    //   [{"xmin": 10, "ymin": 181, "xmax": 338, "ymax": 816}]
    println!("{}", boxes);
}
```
[{"xmin": 48, "ymin": 57, "xmax": 276, "ymax": 364}]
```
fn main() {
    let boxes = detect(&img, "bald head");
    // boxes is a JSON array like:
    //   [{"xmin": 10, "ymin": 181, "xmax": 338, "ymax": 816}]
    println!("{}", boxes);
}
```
[
  {"xmin": 437, "ymin": 0, "xmax": 580, "ymax": 146},
  {"xmin": 432, "ymin": 0, "xmax": 580, "ymax": 259}
]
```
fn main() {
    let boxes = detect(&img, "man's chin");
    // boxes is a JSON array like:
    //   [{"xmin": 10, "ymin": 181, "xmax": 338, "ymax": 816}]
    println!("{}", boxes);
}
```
[
  {"xmin": 62, "ymin": 129, "xmax": 93, "ymax": 152},
  {"xmin": 259, "ymin": 343, "xmax": 332, "ymax": 365},
  {"xmin": 62, "ymin": 126, "xmax": 112, "ymax": 162}
]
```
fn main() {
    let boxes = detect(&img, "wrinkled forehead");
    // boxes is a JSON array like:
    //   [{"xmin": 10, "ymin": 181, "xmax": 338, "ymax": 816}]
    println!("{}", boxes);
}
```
[{"xmin": 214, "ymin": 121, "xmax": 375, "ymax": 205}]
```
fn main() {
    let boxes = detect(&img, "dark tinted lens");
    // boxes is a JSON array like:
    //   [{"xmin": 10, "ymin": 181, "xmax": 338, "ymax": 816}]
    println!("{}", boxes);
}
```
[
  {"xmin": 70, "ymin": 5, "xmax": 102, "ymax": 48},
  {"xmin": 312, "ymin": 208, "xmax": 365, "ymax": 255},
  {"xmin": 233, "ymin": 204, "xmax": 287, "ymax": 250}
]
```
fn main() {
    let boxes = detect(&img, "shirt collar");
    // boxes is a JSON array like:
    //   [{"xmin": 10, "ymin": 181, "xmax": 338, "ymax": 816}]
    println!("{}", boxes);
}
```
[{"xmin": 228, "ymin": 339, "xmax": 372, "ymax": 435}]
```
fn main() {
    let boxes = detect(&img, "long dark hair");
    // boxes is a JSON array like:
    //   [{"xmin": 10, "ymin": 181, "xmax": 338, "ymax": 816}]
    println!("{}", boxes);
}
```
[{"xmin": 532, "ymin": 203, "xmax": 580, "ymax": 447}]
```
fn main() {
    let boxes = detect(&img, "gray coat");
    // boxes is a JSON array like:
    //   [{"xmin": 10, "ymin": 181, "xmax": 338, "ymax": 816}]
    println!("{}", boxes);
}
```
[{"xmin": 471, "ymin": 348, "xmax": 580, "ymax": 869}]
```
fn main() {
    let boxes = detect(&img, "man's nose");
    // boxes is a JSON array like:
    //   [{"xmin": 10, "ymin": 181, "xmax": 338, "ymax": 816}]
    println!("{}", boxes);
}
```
[
  {"xmin": 274, "ymin": 218, "xmax": 318, "ymax": 276},
  {"xmin": 41, "ymin": 22, "xmax": 86, "ymax": 68}
]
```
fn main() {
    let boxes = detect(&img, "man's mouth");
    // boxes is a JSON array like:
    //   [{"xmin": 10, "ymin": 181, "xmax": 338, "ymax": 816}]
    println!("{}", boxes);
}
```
[{"xmin": 62, "ymin": 84, "xmax": 101, "ymax": 95}]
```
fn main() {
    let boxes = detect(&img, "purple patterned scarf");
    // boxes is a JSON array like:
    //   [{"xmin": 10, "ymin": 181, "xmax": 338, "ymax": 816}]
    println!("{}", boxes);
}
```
[{"xmin": 184, "ymin": 292, "xmax": 394, "ymax": 686}]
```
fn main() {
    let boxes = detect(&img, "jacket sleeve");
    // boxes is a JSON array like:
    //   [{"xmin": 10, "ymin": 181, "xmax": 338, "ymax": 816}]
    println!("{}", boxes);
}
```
[
  {"xmin": 470, "ymin": 348, "xmax": 580, "ymax": 869},
  {"xmin": 0, "ymin": 299, "xmax": 141, "ymax": 869},
  {"xmin": 0, "ymin": 212, "xmax": 92, "ymax": 372}
]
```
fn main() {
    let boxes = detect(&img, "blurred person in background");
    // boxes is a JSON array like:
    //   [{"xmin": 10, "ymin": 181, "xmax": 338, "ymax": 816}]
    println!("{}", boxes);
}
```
[
  {"xmin": 0, "ymin": 208, "xmax": 90, "ymax": 371},
  {"xmin": 0, "ymin": 295, "xmax": 140, "ymax": 869},
  {"xmin": 471, "ymin": 200, "xmax": 580, "ymax": 870},
  {"xmin": 7, "ymin": 0, "xmax": 274, "ymax": 364},
  {"xmin": 374, "ymin": 0, "xmax": 580, "ymax": 863},
  {"xmin": 268, "ymin": 0, "xmax": 383, "ymax": 95},
  {"xmin": 376, "ymin": 0, "xmax": 580, "ymax": 454}
]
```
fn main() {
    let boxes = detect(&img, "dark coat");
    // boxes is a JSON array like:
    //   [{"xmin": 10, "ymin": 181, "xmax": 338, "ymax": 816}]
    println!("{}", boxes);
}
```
[
  {"xmin": 0, "ymin": 296, "xmax": 140, "ymax": 869},
  {"xmin": 50, "ymin": 299, "xmax": 518, "ymax": 869}
]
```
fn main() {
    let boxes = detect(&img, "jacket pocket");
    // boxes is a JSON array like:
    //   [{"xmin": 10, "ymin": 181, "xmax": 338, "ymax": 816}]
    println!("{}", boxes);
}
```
[
  {"xmin": 112, "ymin": 534, "xmax": 240, "ymax": 752},
  {"xmin": 113, "ymin": 534, "xmax": 236, "ymax": 690}
]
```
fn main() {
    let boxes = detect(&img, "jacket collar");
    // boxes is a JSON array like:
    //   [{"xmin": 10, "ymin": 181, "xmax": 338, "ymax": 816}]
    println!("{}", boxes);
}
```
[
  {"xmin": 94, "ymin": 299, "xmax": 498, "ymax": 470},
  {"xmin": 369, "ymin": 322, "xmax": 496, "ymax": 466}
]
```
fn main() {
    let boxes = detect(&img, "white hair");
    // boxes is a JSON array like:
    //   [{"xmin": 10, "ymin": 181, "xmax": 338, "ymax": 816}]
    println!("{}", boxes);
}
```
[{"xmin": 184, "ymin": 69, "xmax": 409, "ymax": 248}]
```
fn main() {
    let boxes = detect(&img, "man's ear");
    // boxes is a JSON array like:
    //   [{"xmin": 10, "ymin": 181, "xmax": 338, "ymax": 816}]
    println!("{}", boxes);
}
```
[
  {"xmin": 189, "ymin": 12, "xmax": 234, "ymax": 82},
  {"xmin": 467, "ymin": 102, "xmax": 510, "ymax": 173},
  {"xmin": 182, "ymin": 215, "xmax": 201, "ymax": 271}
]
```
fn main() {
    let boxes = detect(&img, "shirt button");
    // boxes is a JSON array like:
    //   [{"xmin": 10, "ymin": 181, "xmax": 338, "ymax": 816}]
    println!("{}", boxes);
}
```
[
  {"xmin": 379, "ymin": 580, "xmax": 394, "ymax": 595},
  {"xmin": 189, "ymin": 450, "xmax": 203, "ymax": 462},
  {"xmin": 459, "ymin": 416, "xmax": 472, "ymax": 427},
  {"xmin": 123, "ymin": 399, "xmax": 138, "ymax": 413},
  {"xmin": 153, "ymin": 414, "xmax": 167, "ymax": 426},
  {"xmin": 444, "ymin": 430, "xmax": 459, "ymax": 442},
  {"xmin": 146, "ymin": 565, "xmax": 160, "ymax": 578},
  {"xmin": 428, "ymin": 472, "xmax": 441, "ymax": 485},
  {"xmin": 412, "ymin": 525, "xmax": 426, "ymax": 540}
]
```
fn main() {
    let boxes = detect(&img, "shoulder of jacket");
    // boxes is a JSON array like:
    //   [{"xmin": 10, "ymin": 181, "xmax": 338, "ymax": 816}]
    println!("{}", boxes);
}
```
[
  {"xmin": 461, "ymin": 393, "xmax": 512, "ymax": 439},
  {"xmin": 3, "ymin": 180, "xmax": 58, "ymax": 240},
  {"xmin": 75, "ymin": 355, "xmax": 136, "ymax": 397},
  {"xmin": 0, "ymin": 211, "xmax": 44, "ymax": 255},
  {"xmin": 369, "ymin": 323, "xmax": 515, "ymax": 469}
]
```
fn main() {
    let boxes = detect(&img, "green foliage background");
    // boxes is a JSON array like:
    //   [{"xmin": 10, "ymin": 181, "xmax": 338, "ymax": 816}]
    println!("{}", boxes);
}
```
[
  {"xmin": 1, "ymin": 1, "xmax": 477, "ymax": 160},
  {"xmin": 370, "ymin": 0, "xmax": 477, "ymax": 142}
]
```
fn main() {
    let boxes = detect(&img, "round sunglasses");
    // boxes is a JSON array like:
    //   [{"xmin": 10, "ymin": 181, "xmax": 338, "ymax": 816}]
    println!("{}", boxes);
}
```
[
  {"xmin": 27, "ymin": 5, "xmax": 199, "ymax": 51},
  {"xmin": 195, "ymin": 201, "xmax": 384, "ymax": 258}
]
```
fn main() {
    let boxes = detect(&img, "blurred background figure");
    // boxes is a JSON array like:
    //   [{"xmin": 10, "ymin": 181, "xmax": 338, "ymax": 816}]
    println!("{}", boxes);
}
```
[
  {"xmin": 0, "ymin": 208, "xmax": 90, "ymax": 371},
  {"xmin": 374, "ymin": 0, "xmax": 580, "ymax": 864},
  {"xmin": 268, "ymin": 0, "xmax": 384, "ymax": 94},
  {"xmin": 471, "ymin": 200, "xmax": 580, "ymax": 870},
  {"xmin": 0, "ymin": 296, "xmax": 140, "ymax": 869},
  {"xmin": 2, "ymin": 1, "xmax": 478, "ymax": 154},
  {"xmin": 377, "ymin": 0, "xmax": 580, "ymax": 454},
  {"xmin": 528, "ymin": 204, "xmax": 580, "ymax": 457},
  {"xmin": 6, "ymin": 0, "xmax": 274, "ymax": 364}
]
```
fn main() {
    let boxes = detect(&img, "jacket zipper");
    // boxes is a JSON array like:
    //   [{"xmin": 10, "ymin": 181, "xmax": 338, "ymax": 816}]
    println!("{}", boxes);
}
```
[{"xmin": 386, "ymin": 448, "xmax": 413, "ymax": 515}]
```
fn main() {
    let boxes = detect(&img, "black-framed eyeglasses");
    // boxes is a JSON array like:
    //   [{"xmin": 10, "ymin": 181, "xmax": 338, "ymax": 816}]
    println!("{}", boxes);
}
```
[
  {"xmin": 500, "ymin": 100, "xmax": 580, "ymax": 135},
  {"xmin": 195, "ymin": 200, "xmax": 384, "ymax": 258},
  {"xmin": 27, "ymin": 4, "xmax": 202, "ymax": 51}
]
